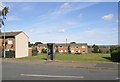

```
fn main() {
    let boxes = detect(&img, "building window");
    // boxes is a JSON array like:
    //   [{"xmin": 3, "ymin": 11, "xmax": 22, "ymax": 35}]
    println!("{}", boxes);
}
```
[
  {"xmin": 82, "ymin": 46, "xmax": 85, "ymax": 48},
  {"xmin": 59, "ymin": 46, "xmax": 63, "ymax": 48},
  {"xmin": 71, "ymin": 46, "xmax": 75, "ymax": 48},
  {"xmin": 76, "ymin": 46, "xmax": 78, "ymax": 48},
  {"xmin": 71, "ymin": 50, "xmax": 74, "ymax": 53},
  {"xmin": 38, "ymin": 50, "xmax": 41, "ymax": 53},
  {"xmin": 8, "ymin": 38, "xmax": 13, "ymax": 44},
  {"xmin": 59, "ymin": 50, "xmax": 63, "ymax": 52},
  {"xmin": 64, "ymin": 50, "xmax": 67, "ymax": 52},
  {"xmin": 83, "ymin": 51, "xmax": 85, "ymax": 52}
]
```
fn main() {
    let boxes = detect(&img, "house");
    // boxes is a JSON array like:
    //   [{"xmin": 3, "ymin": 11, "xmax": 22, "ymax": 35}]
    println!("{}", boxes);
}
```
[
  {"xmin": 0, "ymin": 31, "xmax": 29, "ymax": 58},
  {"xmin": 37, "ymin": 44, "xmax": 47, "ymax": 54},
  {"xmin": 70, "ymin": 43, "xmax": 88, "ymax": 54},
  {"xmin": 55, "ymin": 44, "xmax": 69, "ymax": 54},
  {"xmin": 36, "ymin": 43, "xmax": 88, "ymax": 54}
]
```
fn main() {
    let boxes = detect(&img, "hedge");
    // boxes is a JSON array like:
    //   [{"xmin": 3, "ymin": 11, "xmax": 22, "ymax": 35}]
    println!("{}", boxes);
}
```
[
  {"xmin": 2, "ymin": 50, "xmax": 15, "ymax": 58},
  {"xmin": 111, "ymin": 50, "xmax": 120, "ymax": 62},
  {"xmin": 32, "ymin": 49, "xmax": 38, "ymax": 56},
  {"xmin": 42, "ymin": 48, "xmax": 47, "ymax": 53}
]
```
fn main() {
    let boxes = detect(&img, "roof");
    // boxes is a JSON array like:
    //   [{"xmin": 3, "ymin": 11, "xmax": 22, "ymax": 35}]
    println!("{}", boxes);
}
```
[
  {"xmin": 0, "ymin": 31, "xmax": 22, "ymax": 37},
  {"xmin": 55, "ymin": 44, "xmax": 69, "ymax": 46},
  {"xmin": 55, "ymin": 43, "xmax": 87, "ymax": 46},
  {"xmin": 70, "ymin": 43, "xmax": 87, "ymax": 45},
  {"xmin": 37, "ymin": 44, "xmax": 47, "ymax": 47}
]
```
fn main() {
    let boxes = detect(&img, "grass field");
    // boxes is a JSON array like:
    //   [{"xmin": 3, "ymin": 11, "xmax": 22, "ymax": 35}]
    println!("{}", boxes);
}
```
[{"xmin": 17, "ymin": 53, "xmax": 112, "ymax": 63}]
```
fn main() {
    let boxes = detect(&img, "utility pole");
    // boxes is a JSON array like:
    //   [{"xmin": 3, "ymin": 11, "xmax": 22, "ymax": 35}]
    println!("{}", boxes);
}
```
[
  {"xmin": 3, "ymin": 27, "xmax": 5, "ymax": 58},
  {"xmin": 66, "ymin": 36, "xmax": 67, "ymax": 45},
  {"xmin": 0, "ymin": 4, "xmax": 6, "ymax": 58}
]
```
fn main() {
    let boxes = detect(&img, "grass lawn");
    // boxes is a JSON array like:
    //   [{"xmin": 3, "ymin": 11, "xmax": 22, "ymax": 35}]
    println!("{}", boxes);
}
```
[{"xmin": 16, "ymin": 53, "xmax": 112, "ymax": 63}]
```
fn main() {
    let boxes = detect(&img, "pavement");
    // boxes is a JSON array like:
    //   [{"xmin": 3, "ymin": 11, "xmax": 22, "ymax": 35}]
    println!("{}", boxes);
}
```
[{"xmin": 2, "ymin": 58, "xmax": 119, "ymax": 70}]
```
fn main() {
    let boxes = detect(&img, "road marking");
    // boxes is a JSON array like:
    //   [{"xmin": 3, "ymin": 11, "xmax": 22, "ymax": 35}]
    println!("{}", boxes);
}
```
[
  {"xmin": 20, "ymin": 74, "xmax": 84, "ymax": 78},
  {"xmin": 116, "ymin": 77, "xmax": 120, "ymax": 80}
]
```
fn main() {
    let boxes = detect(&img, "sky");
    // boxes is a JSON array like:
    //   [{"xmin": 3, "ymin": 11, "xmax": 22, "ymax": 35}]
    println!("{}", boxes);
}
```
[{"xmin": 0, "ymin": 1, "xmax": 118, "ymax": 45}]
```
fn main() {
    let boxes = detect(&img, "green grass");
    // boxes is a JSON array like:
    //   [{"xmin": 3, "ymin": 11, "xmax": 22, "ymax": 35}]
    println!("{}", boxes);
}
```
[{"xmin": 16, "ymin": 53, "xmax": 112, "ymax": 63}]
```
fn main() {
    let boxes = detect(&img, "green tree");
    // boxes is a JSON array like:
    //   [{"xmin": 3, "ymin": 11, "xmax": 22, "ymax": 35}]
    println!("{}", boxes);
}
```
[
  {"xmin": 35, "ymin": 42, "xmax": 43, "ymax": 46},
  {"xmin": 110, "ymin": 46, "xmax": 118, "ymax": 53},
  {"xmin": 92, "ymin": 44, "xmax": 99, "ymax": 53},
  {"xmin": 0, "ymin": 6, "xmax": 9, "ymax": 28},
  {"xmin": 55, "ymin": 46, "xmax": 59, "ymax": 53},
  {"xmin": 42, "ymin": 48, "xmax": 47, "ymax": 53},
  {"xmin": 68, "ymin": 45, "xmax": 71, "ymax": 53},
  {"xmin": 70, "ymin": 42, "xmax": 76, "ymax": 44}
]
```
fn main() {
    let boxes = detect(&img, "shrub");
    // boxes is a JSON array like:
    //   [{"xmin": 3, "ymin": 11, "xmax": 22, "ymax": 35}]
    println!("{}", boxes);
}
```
[
  {"xmin": 92, "ymin": 44, "xmax": 99, "ymax": 53},
  {"xmin": 42, "ymin": 48, "xmax": 47, "ymax": 53},
  {"xmin": 110, "ymin": 46, "xmax": 118, "ymax": 53},
  {"xmin": 106, "ymin": 51, "xmax": 110, "ymax": 53},
  {"xmin": 98, "ymin": 49, "xmax": 102, "ymax": 53},
  {"xmin": 32, "ymin": 49, "xmax": 38, "ymax": 56},
  {"xmin": 55, "ymin": 49, "xmax": 59, "ymax": 53},
  {"xmin": 4, "ymin": 50, "xmax": 15, "ymax": 58},
  {"xmin": 111, "ymin": 50, "xmax": 120, "ymax": 62}
]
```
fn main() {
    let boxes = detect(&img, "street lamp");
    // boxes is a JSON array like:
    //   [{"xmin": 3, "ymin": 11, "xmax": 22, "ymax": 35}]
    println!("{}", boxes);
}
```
[
  {"xmin": 66, "ymin": 36, "xmax": 67, "ymax": 45},
  {"xmin": 3, "ymin": 27, "xmax": 5, "ymax": 58},
  {"xmin": 0, "ymin": 4, "xmax": 6, "ymax": 58}
]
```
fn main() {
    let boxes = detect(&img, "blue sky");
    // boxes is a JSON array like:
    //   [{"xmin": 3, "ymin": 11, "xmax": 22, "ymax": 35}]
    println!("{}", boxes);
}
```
[{"xmin": 0, "ymin": 2, "xmax": 118, "ymax": 45}]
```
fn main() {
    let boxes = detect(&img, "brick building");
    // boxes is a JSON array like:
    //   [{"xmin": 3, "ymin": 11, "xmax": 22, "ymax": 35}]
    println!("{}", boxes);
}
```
[{"xmin": 0, "ymin": 31, "xmax": 29, "ymax": 58}]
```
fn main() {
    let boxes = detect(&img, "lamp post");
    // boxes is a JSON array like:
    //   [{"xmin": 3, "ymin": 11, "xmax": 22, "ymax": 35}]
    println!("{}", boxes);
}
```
[
  {"xmin": 0, "ymin": 4, "xmax": 6, "ymax": 58},
  {"xmin": 3, "ymin": 27, "xmax": 5, "ymax": 58},
  {"xmin": 66, "ymin": 36, "xmax": 67, "ymax": 45}
]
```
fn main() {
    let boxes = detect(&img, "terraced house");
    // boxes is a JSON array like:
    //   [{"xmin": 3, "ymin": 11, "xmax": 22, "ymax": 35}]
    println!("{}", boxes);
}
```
[
  {"xmin": 37, "ymin": 44, "xmax": 47, "ymax": 54},
  {"xmin": 0, "ymin": 31, "xmax": 29, "ymax": 58},
  {"xmin": 69, "ymin": 43, "xmax": 88, "ymax": 54},
  {"xmin": 36, "ymin": 43, "xmax": 88, "ymax": 54}
]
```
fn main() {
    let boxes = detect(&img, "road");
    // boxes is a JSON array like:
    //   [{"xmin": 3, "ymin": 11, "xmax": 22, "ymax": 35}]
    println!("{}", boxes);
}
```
[{"xmin": 2, "ymin": 63, "xmax": 119, "ymax": 80}]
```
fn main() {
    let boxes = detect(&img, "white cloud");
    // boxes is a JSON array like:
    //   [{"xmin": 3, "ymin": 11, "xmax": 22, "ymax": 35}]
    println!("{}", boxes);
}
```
[
  {"xmin": 102, "ymin": 14, "xmax": 114, "ymax": 21},
  {"xmin": 60, "ymin": 2, "xmax": 71, "ymax": 10},
  {"xmin": 3, "ymin": 0, "xmax": 119, "ymax": 2},
  {"xmin": 22, "ymin": 5, "xmax": 34, "ymax": 11},
  {"xmin": 46, "ymin": 28, "xmax": 65, "ymax": 33},
  {"xmin": 6, "ymin": 16, "xmax": 20, "ymax": 21},
  {"xmin": 52, "ymin": 2, "xmax": 98, "ymax": 17},
  {"xmin": 57, "ymin": 28, "xmax": 65, "ymax": 33},
  {"xmin": 0, "ymin": 0, "xmax": 3, "ymax": 11}
]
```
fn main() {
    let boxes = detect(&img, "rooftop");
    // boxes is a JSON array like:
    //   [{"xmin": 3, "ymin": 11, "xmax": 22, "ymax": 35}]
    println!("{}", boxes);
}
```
[{"xmin": 0, "ymin": 31, "xmax": 22, "ymax": 37}]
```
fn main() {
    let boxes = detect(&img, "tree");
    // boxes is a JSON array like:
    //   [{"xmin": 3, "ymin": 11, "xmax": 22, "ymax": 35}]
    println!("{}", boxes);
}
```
[
  {"xmin": 28, "ymin": 41, "xmax": 33, "ymax": 47},
  {"xmin": 110, "ymin": 45, "xmax": 118, "ymax": 53},
  {"xmin": 35, "ymin": 42, "xmax": 43, "ymax": 46},
  {"xmin": 68, "ymin": 45, "xmax": 71, "ymax": 53},
  {"xmin": 92, "ymin": 44, "xmax": 99, "ymax": 53},
  {"xmin": 0, "ymin": 6, "xmax": 9, "ymax": 28},
  {"xmin": 70, "ymin": 42, "xmax": 76, "ymax": 44},
  {"xmin": 42, "ymin": 48, "xmax": 47, "ymax": 53},
  {"xmin": 55, "ymin": 46, "xmax": 59, "ymax": 53}
]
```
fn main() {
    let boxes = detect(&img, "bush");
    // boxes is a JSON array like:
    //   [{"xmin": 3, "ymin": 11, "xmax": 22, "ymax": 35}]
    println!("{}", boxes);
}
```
[
  {"xmin": 32, "ymin": 49, "xmax": 38, "ymax": 56},
  {"xmin": 110, "ymin": 46, "xmax": 119, "ymax": 53},
  {"xmin": 92, "ymin": 44, "xmax": 99, "ymax": 53},
  {"xmin": 106, "ymin": 51, "xmax": 110, "ymax": 53},
  {"xmin": 42, "ymin": 48, "xmax": 47, "ymax": 53},
  {"xmin": 111, "ymin": 50, "xmax": 120, "ymax": 62},
  {"xmin": 3, "ymin": 50, "xmax": 15, "ymax": 58}
]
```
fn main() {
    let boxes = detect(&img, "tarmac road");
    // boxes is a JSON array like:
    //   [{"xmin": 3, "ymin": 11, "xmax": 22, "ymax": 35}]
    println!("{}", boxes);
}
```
[{"xmin": 2, "ymin": 63, "xmax": 119, "ymax": 80}]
